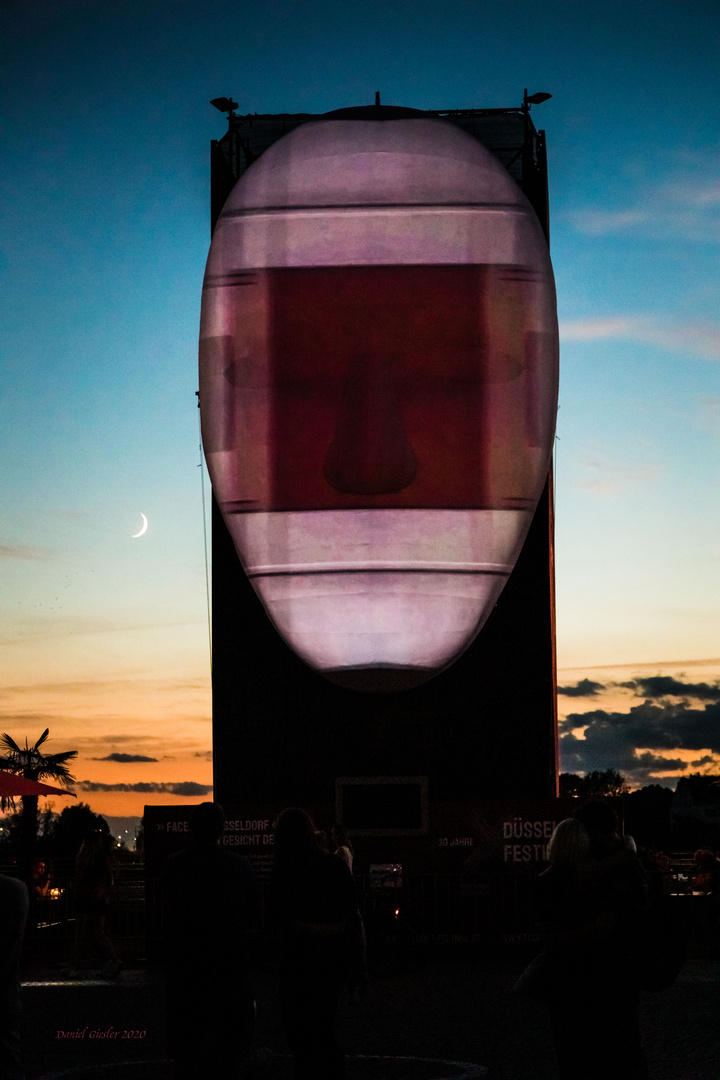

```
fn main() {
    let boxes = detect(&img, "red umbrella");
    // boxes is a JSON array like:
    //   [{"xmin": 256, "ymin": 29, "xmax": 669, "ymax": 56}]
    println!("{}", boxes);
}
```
[{"xmin": 0, "ymin": 771, "xmax": 76, "ymax": 798}]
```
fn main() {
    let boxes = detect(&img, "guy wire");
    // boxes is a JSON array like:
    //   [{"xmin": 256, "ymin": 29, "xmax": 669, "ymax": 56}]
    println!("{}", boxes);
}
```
[{"xmin": 197, "ymin": 403, "xmax": 212, "ymax": 671}]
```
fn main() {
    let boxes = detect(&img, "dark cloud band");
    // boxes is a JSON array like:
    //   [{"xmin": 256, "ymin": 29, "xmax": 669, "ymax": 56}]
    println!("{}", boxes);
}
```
[
  {"xmin": 560, "ymin": 699, "xmax": 720, "ymax": 787},
  {"xmin": 620, "ymin": 676, "xmax": 720, "ymax": 701},
  {"xmin": 77, "ymin": 780, "xmax": 213, "ymax": 796},
  {"xmin": 557, "ymin": 679, "xmax": 605, "ymax": 697},
  {"xmin": 93, "ymin": 753, "xmax": 159, "ymax": 763}
]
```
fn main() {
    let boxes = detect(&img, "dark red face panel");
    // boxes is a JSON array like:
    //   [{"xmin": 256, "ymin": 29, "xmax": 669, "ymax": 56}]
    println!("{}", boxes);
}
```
[{"xmin": 201, "ymin": 264, "xmax": 556, "ymax": 515}]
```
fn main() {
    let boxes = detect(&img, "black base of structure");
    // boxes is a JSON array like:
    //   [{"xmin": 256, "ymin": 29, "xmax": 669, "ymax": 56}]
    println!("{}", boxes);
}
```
[
  {"xmin": 211, "ymin": 478, "xmax": 557, "ymax": 810},
  {"xmin": 208, "ymin": 98, "xmax": 558, "ymax": 815}
]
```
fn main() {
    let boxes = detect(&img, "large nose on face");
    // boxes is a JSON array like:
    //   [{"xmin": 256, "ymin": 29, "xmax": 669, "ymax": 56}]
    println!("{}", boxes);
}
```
[{"xmin": 323, "ymin": 354, "xmax": 417, "ymax": 495}]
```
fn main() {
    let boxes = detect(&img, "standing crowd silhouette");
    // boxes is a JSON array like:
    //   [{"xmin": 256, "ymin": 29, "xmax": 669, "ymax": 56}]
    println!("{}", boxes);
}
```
[
  {"xmin": 162, "ymin": 803, "xmax": 366, "ymax": 1080},
  {"xmin": 0, "ymin": 797, "xmax": 693, "ymax": 1079}
]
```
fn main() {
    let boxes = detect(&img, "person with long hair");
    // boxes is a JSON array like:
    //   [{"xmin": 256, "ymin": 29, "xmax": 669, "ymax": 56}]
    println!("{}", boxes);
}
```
[
  {"xmin": 70, "ymin": 829, "xmax": 121, "ymax": 977},
  {"xmin": 270, "ymin": 808, "xmax": 366, "ymax": 1080},
  {"xmin": 517, "ymin": 814, "xmax": 648, "ymax": 1080}
]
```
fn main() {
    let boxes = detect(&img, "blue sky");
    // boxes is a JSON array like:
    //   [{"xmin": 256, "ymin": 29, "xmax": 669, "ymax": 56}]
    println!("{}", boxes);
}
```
[{"xmin": 1, "ymin": 0, "xmax": 719, "ymax": 814}]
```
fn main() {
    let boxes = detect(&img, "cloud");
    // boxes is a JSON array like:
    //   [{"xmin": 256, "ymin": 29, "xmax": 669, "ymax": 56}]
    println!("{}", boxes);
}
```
[
  {"xmin": 566, "ymin": 170, "xmax": 720, "ymax": 244},
  {"xmin": 632, "ymin": 751, "xmax": 687, "ymax": 771},
  {"xmin": 93, "ymin": 753, "xmax": 159, "ymax": 763},
  {"xmin": 559, "ymin": 699, "xmax": 720, "ymax": 787},
  {"xmin": 77, "ymin": 780, "xmax": 213, "ymax": 795},
  {"xmin": 1, "ymin": 674, "xmax": 209, "ymax": 698},
  {"xmin": 701, "ymin": 397, "xmax": 720, "ymax": 425},
  {"xmin": 573, "ymin": 453, "xmax": 661, "ymax": 498},
  {"xmin": 557, "ymin": 679, "xmax": 605, "ymax": 697},
  {"xmin": 567, "ymin": 210, "xmax": 650, "ymax": 235},
  {"xmin": 640, "ymin": 323, "xmax": 720, "ymax": 360},
  {"xmin": 560, "ymin": 317, "xmax": 641, "ymax": 340},
  {"xmin": 620, "ymin": 676, "xmax": 720, "ymax": 701},
  {"xmin": 560, "ymin": 317, "xmax": 720, "ymax": 360},
  {"xmin": 0, "ymin": 617, "xmax": 213, "ymax": 650},
  {"xmin": 560, "ymin": 700, "xmax": 720, "ymax": 750},
  {"xmin": 662, "ymin": 179, "xmax": 720, "ymax": 208},
  {"xmin": 168, "ymin": 782, "xmax": 212, "ymax": 797},
  {"xmin": 0, "ymin": 544, "xmax": 48, "ymax": 561}
]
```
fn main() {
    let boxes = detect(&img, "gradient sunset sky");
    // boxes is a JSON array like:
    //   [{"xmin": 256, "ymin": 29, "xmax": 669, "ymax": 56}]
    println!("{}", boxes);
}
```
[{"xmin": 2, "ymin": 0, "xmax": 719, "ymax": 822}]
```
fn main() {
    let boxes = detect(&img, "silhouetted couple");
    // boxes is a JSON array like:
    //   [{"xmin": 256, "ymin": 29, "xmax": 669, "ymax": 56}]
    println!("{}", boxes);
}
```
[
  {"xmin": 163, "ymin": 803, "xmax": 365, "ymax": 1079},
  {"xmin": 270, "ymin": 807, "xmax": 367, "ymax": 1080}
]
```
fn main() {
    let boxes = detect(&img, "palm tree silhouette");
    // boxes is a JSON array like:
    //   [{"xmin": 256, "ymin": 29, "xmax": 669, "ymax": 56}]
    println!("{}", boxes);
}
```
[{"xmin": 1, "ymin": 728, "xmax": 77, "ymax": 862}]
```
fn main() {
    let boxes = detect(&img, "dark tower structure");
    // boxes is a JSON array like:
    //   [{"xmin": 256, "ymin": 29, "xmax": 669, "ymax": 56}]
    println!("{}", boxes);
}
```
[{"xmin": 206, "ymin": 96, "xmax": 558, "ymax": 825}]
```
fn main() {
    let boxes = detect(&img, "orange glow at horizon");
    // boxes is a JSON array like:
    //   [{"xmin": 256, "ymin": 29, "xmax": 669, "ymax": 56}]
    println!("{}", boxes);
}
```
[{"xmin": 0, "ymin": 660, "xmax": 213, "ymax": 820}]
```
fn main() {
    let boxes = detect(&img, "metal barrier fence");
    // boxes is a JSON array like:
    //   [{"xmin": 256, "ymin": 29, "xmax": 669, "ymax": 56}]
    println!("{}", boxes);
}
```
[
  {"xmin": 0, "ymin": 860, "xmax": 148, "ymax": 962},
  {"xmin": 3, "ymin": 858, "xmax": 718, "ymax": 964}
]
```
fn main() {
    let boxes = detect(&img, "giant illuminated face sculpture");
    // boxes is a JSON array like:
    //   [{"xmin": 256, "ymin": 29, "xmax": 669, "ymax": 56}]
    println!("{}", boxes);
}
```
[{"xmin": 200, "ymin": 111, "xmax": 559, "ymax": 691}]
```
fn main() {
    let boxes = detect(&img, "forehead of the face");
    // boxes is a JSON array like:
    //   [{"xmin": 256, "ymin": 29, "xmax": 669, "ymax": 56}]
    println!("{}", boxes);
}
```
[{"xmin": 222, "ymin": 117, "xmax": 527, "ymax": 214}]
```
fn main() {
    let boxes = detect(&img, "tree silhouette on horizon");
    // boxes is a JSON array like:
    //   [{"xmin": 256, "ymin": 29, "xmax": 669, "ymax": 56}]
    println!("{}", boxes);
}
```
[{"xmin": 0, "ymin": 728, "xmax": 77, "ymax": 867}]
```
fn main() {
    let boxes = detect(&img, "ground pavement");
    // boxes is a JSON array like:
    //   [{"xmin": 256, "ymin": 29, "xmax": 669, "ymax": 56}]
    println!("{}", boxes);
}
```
[{"xmin": 20, "ymin": 951, "xmax": 720, "ymax": 1079}]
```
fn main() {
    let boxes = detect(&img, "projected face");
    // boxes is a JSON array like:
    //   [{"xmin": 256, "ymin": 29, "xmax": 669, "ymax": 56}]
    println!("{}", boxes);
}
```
[{"xmin": 200, "ymin": 118, "xmax": 559, "ymax": 691}]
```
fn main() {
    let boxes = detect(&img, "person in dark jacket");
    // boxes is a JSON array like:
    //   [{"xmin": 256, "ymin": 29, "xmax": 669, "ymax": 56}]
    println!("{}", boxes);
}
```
[
  {"xmin": 0, "ymin": 874, "xmax": 29, "ymax": 1080},
  {"xmin": 270, "ymin": 808, "xmax": 366, "ymax": 1080},
  {"xmin": 571, "ymin": 800, "xmax": 650, "ymax": 1079},
  {"xmin": 163, "ymin": 802, "xmax": 259, "ymax": 1080},
  {"xmin": 70, "ymin": 829, "xmax": 121, "ymax": 977}
]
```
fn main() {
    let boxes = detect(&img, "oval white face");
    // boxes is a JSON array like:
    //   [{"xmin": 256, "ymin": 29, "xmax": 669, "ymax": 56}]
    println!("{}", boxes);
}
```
[{"xmin": 200, "ymin": 118, "xmax": 559, "ymax": 692}]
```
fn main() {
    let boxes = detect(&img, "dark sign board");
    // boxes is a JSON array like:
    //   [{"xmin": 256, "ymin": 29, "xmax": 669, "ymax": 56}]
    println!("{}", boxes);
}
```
[
  {"xmin": 144, "ymin": 798, "xmax": 622, "ymax": 879},
  {"xmin": 144, "ymin": 803, "xmax": 285, "ymax": 882},
  {"xmin": 336, "ymin": 776, "xmax": 429, "ymax": 835},
  {"xmin": 145, "ymin": 797, "xmax": 623, "ymax": 947}
]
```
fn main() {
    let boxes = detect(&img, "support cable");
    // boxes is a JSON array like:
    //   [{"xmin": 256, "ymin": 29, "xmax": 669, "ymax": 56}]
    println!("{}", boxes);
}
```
[{"xmin": 197, "ymin": 402, "xmax": 212, "ymax": 671}]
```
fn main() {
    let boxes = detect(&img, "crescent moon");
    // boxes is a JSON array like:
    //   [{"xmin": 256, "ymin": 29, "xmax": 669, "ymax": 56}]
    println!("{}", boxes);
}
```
[{"xmin": 132, "ymin": 514, "xmax": 148, "ymax": 538}]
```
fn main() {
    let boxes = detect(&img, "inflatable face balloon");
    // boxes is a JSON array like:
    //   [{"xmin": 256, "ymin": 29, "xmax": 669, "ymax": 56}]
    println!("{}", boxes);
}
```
[{"xmin": 200, "ymin": 111, "xmax": 559, "ymax": 692}]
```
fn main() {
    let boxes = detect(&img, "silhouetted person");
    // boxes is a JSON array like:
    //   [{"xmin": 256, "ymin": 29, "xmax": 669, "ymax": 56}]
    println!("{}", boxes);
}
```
[
  {"xmin": 331, "ymin": 826, "xmax": 354, "ymax": 874},
  {"xmin": 0, "ymin": 874, "xmax": 29, "ymax": 1080},
  {"xmin": 692, "ymin": 847, "xmax": 720, "ymax": 893},
  {"xmin": 270, "ymin": 808, "xmax": 367, "ymax": 1080},
  {"xmin": 70, "ymin": 829, "xmax": 121, "ymax": 977},
  {"xmin": 162, "ymin": 802, "xmax": 259, "ymax": 1080},
  {"xmin": 30, "ymin": 858, "xmax": 51, "ymax": 898},
  {"xmin": 572, "ymin": 801, "xmax": 650, "ymax": 1079},
  {"xmin": 692, "ymin": 847, "xmax": 720, "ymax": 939},
  {"xmin": 517, "ymin": 816, "xmax": 648, "ymax": 1080}
]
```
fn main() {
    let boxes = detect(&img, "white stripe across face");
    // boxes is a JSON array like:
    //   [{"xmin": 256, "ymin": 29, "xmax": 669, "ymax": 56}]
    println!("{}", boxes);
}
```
[
  {"xmin": 225, "ymin": 510, "xmax": 528, "ymax": 672},
  {"xmin": 211, "ymin": 205, "xmax": 533, "ymax": 269},
  {"xmin": 228, "ymin": 509, "xmax": 529, "ymax": 574}
]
